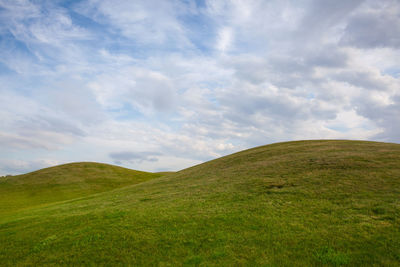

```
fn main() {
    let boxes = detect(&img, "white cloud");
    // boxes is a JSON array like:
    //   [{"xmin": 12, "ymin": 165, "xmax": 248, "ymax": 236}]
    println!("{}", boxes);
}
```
[
  {"xmin": 0, "ymin": 158, "xmax": 60, "ymax": 176},
  {"xmin": 74, "ymin": 0, "xmax": 192, "ymax": 47},
  {"xmin": 0, "ymin": 0, "xmax": 399, "ymax": 175},
  {"xmin": 88, "ymin": 66, "xmax": 179, "ymax": 115},
  {"xmin": 216, "ymin": 27, "xmax": 234, "ymax": 52}
]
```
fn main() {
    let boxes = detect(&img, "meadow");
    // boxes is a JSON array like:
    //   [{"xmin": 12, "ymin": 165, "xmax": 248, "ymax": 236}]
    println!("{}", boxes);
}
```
[{"xmin": 0, "ymin": 140, "xmax": 399, "ymax": 266}]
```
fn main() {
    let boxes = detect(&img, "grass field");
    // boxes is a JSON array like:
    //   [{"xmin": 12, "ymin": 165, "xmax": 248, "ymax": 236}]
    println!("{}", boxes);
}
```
[
  {"xmin": 0, "ymin": 140, "xmax": 399, "ymax": 266},
  {"xmin": 0, "ymin": 162, "xmax": 162, "ymax": 215}
]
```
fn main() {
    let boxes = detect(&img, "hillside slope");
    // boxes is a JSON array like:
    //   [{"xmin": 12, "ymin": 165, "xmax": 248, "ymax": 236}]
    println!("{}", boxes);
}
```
[
  {"xmin": 0, "ymin": 162, "xmax": 162, "ymax": 215},
  {"xmin": 0, "ymin": 140, "xmax": 399, "ymax": 266}
]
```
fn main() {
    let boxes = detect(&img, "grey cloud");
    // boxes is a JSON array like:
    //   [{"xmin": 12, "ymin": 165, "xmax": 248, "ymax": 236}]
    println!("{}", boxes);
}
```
[
  {"xmin": 226, "ymin": 44, "xmax": 348, "ymax": 89},
  {"xmin": 0, "ymin": 132, "xmax": 50, "ymax": 150},
  {"xmin": 333, "ymin": 70, "xmax": 389, "ymax": 91},
  {"xmin": 43, "ymin": 82, "xmax": 106, "ymax": 125},
  {"xmin": 222, "ymin": 56, "xmax": 268, "ymax": 85},
  {"xmin": 305, "ymin": 46, "xmax": 348, "ymax": 68},
  {"xmin": 266, "ymin": 56, "xmax": 316, "ymax": 88},
  {"xmin": 276, "ymin": 45, "xmax": 349, "ymax": 72},
  {"xmin": 341, "ymin": 5, "xmax": 400, "ymax": 49},
  {"xmin": 224, "ymin": 55, "xmax": 313, "ymax": 88},
  {"xmin": 109, "ymin": 151, "xmax": 162, "ymax": 164},
  {"xmin": 354, "ymin": 94, "xmax": 400, "ymax": 142},
  {"xmin": 295, "ymin": 0, "xmax": 364, "ymax": 44},
  {"xmin": 177, "ymin": 79, "xmax": 339, "ymax": 153},
  {"xmin": 0, "ymin": 93, "xmax": 92, "ymax": 151},
  {"xmin": 131, "ymin": 73, "xmax": 178, "ymax": 113},
  {"xmin": 0, "ymin": 158, "xmax": 58, "ymax": 175},
  {"xmin": 17, "ymin": 115, "xmax": 85, "ymax": 137},
  {"xmin": 0, "ymin": 127, "xmax": 81, "ymax": 150},
  {"xmin": 218, "ymin": 87, "xmax": 336, "ymax": 127},
  {"xmin": 90, "ymin": 67, "xmax": 179, "ymax": 114}
]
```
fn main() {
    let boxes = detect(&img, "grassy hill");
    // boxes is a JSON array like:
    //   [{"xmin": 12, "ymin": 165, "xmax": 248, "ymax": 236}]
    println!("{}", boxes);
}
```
[
  {"xmin": 0, "ymin": 162, "xmax": 162, "ymax": 215},
  {"xmin": 0, "ymin": 140, "xmax": 399, "ymax": 266}
]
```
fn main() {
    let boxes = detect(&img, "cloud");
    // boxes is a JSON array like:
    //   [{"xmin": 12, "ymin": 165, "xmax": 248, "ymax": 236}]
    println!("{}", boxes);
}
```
[
  {"xmin": 74, "ymin": 0, "xmax": 191, "ymax": 48},
  {"xmin": 0, "ymin": 0, "xmax": 91, "ymax": 58},
  {"xmin": 216, "ymin": 27, "xmax": 234, "ymax": 52},
  {"xmin": 354, "ymin": 93, "xmax": 400, "ymax": 141},
  {"xmin": 299, "ymin": 0, "xmax": 363, "ymax": 34},
  {"xmin": 341, "ymin": 1, "xmax": 400, "ymax": 49},
  {"xmin": 0, "ymin": 0, "xmax": 90, "ymax": 45},
  {"xmin": 88, "ymin": 66, "xmax": 179, "ymax": 115},
  {"xmin": 333, "ymin": 69, "xmax": 393, "ymax": 91},
  {"xmin": 0, "ymin": 158, "xmax": 60, "ymax": 175},
  {"xmin": 0, "ymin": 0, "xmax": 399, "ymax": 175},
  {"xmin": 0, "ymin": 131, "xmax": 54, "ymax": 150},
  {"xmin": 109, "ymin": 151, "xmax": 161, "ymax": 164},
  {"xmin": 0, "ymin": 88, "xmax": 88, "ymax": 150}
]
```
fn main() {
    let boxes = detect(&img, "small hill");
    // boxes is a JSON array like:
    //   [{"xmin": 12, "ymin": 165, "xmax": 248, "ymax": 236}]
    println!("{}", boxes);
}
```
[
  {"xmin": 0, "ymin": 162, "xmax": 163, "ymax": 215},
  {"xmin": 0, "ymin": 140, "xmax": 399, "ymax": 266}
]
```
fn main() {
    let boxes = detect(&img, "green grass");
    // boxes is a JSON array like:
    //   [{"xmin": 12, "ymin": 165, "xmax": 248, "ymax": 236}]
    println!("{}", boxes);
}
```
[
  {"xmin": 0, "ymin": 162, "xmax": 162, "ymax": 215},
  {"xmin": 0, "ymin": 140, "xmax": 399, "ymax": 266}
]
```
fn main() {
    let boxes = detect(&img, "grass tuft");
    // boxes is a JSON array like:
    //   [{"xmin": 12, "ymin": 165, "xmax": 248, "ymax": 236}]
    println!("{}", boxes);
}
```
[{"xmin": 315, "ymin": 246, "xmax": 350, "ymax": 266}]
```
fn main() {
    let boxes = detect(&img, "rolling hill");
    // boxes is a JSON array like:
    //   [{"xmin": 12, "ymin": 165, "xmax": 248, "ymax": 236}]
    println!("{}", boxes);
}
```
[
  {"xmin": 0, "ymin": 162, "xmax": 163, "ymax": 215},
  {"xmin": 0, "ymin": 140, "xmax": 399, "ymax": 266}
]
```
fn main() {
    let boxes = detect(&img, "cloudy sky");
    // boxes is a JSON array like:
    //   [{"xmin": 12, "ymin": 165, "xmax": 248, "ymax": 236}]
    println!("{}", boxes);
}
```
[{"xmin": 1, "ymin": 0, "xmax": 399, "ymax": 175}]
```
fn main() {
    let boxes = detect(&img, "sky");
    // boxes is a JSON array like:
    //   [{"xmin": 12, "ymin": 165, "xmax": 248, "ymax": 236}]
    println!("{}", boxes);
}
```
[{"xmin": 0, "ymin": 0, "xmax": 399, "ymax": 175}]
